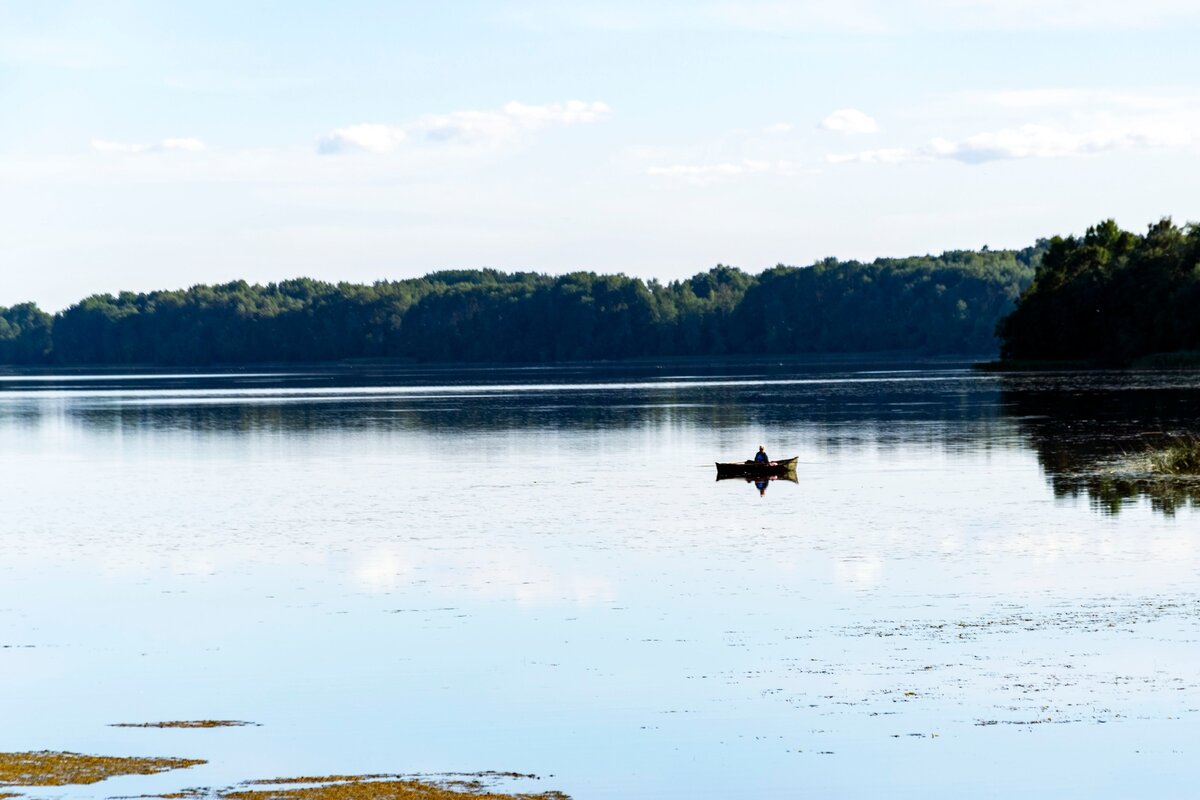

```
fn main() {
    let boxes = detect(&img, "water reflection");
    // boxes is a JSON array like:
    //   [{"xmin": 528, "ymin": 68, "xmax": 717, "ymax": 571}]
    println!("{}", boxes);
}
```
[
  {"xmin": 0, "ymin": 363, "xmax": 1009, "ymax": 438},
  {"xmin": 1001, "ymin": 372, "xmax": 1200, "ymax": 515},
  {"xmin": 4, "ymin": 362, "xmax": 1200, "ymax": 516},
  {"xmin": 3, "ymin": 361, "xmax": 1200, "ymax": 799},
  {"xmin": 716, "ymin": 474, "xmax": 799, "ymax": 497}
]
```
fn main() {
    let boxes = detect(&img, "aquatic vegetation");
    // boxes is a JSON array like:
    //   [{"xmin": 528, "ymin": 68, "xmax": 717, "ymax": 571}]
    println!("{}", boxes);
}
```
[
  {"xmin": 111, "ymin": 721, "xmax": 258, "ymax": 729},
  {"xmin": 240, "ymin": 774, "xmax": 540, "ymax": 786},
  {"xmin": 1008, "ymin": 385, "xmax": 1200, "ymax": 514},
  {"xmin": 0, "ymin": 756, "xmax": 566, "ymax": 800},
  {"xmin": 1058, "ymin": 436, "xmax": 1200, "ymax": 514},
  {"xmin": 1144, "ymin": 436, "xmax": 1200, "ymax": 475},
  {"xmin": 222, "ymin": 774, "xmax": 568, "ymax": 800},
  {"xmin": 0, "ymin": 751, "xmax": 204, "ymax": 787}
]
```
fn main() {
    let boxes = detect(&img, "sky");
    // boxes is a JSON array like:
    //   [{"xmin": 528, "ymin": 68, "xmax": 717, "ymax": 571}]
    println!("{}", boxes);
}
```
[{"xmin": 2, "ymin": 0, "xmax": 1199, "ymax": 310}]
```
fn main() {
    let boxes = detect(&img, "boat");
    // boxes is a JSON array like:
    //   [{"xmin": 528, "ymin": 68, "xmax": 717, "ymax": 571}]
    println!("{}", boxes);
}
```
[{"xmin": 714, "ymin": 456, "xmax": 798, "ymax": 478}]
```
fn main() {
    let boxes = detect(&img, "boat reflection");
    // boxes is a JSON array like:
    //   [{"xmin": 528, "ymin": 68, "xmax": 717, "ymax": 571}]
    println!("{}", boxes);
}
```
[{"xmin": 716, "ymin": 473, "xmax": 799, "ymax": 497}]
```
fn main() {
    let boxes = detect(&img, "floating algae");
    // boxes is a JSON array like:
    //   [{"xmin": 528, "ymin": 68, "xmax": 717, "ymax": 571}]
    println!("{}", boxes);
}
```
[
  {"xmin": 220, "ymin": 773, "xmax": 569, "ymax": 800},
  {"xmin": 0, "ymin": 748, "xmax": 565, "ymax": 799},
  {"xmin": 239, "ymin": 773, "xmax": 540, "ymax": 787},
  {"xmin": 111, "ymin": 721, "xmax": 259, "ymax": 729},
  {"xmin": 97, "ymin": 772, "xmax": 568, "ymax": 800},
  {"xmin": 0, "ymin": 751, "xmax": 204, "ymax": 787}
]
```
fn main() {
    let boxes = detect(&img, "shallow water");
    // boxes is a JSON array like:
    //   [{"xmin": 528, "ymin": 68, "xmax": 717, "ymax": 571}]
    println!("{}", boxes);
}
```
[{"xmin": 1, "ymin": 359, "xmax": 1198, "ymax": 798}]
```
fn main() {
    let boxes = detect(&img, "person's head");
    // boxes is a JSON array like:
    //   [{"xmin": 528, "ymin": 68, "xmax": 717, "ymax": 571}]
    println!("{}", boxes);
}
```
[{"xmin": 758, "ymin": 445, "xmax": 765, "ymax": 452}]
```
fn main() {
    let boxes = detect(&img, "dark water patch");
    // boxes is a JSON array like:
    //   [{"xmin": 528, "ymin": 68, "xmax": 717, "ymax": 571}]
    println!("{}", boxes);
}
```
[{"xmin": 1001, "ymin": 372, "xmax": 1200, "ymax": 513}]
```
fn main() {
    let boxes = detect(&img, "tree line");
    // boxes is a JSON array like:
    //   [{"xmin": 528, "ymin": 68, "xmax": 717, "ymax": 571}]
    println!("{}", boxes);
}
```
[
  {"xmin": 0, "ymin": 248, "xmax": 1042, "ymax": 366},
  {"xmin": 998, "ymin": 218, "xmax": 1200, "ymax": 363}
]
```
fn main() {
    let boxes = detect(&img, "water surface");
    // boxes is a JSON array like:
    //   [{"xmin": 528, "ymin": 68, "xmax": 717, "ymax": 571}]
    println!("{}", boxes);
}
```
[{"xmin": 1, "ymin": 359, "xmax": 1197, "ymax": 798}]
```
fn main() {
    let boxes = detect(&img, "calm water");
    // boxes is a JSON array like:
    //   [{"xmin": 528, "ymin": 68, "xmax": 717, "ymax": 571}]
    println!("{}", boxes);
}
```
[{"xmin": 1, "ymin": 359, "xmax": 1198, "ymax": 799}]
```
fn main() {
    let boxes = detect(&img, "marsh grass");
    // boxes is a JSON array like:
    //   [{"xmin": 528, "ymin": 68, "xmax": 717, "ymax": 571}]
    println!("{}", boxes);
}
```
[
  {"xmin": 111, "ymin": 721, "xmax": 258, "ymax": 729},
  {"xmin": 1144, "ymin": 436, "xmax": 1200, "ymax": 475},
  {"xmin": 221, "ymin": 775, "xmax": 568, "ymax": 800},
  {"xmin": 0, "ymin": 752, "xmax": 204, "ymax": 787},
  {"xmin": 0, "ymin": 750, "xmax": 565, "ymax": 799}
]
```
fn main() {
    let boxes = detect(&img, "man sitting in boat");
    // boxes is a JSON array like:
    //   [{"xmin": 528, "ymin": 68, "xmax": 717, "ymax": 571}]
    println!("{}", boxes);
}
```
[{"xmin": 754, "ymin": 445, "xmax": 769, "ymax": 463}]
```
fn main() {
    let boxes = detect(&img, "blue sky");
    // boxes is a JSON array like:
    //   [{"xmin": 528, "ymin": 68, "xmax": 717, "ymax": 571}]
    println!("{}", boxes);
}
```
[{"xmin": 2, "ymin": 0, "xmax": 1199, "ymax": 309}]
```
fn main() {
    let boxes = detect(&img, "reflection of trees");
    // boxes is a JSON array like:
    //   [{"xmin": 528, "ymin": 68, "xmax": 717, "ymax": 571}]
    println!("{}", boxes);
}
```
[
  {"xmin": 23, "ymin": 364, "xmax": 1200, "ymax": 516},
  {"xmin": 1002, "ymin": 374, "xmax": 1200, "ymax": 515},
  {"xmin": 1056, "ymin": 474, "xmax": 1200, "ymax": 516},
  {"xmin": 49, "ymin": 366, "xmax": 1014, "ymax": 441},
  {"xmin": 68, "ymin": 390, "xmax": 756, "ymax": 434}
]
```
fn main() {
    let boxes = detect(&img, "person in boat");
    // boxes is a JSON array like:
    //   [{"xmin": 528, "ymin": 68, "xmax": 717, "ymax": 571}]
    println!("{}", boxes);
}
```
[{"xmin": 754, "ymin": 445, "xmax": 769, "ymax": 463}]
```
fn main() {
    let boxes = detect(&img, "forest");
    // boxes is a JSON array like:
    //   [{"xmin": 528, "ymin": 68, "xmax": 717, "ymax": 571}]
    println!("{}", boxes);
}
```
[
  {"xmin": 0, "ymin": 246, "xmax": 1042, "ymax": 366},
  {"xmin": 998, "ymin": 219, "xmax": 1200, "ymax": 363}
]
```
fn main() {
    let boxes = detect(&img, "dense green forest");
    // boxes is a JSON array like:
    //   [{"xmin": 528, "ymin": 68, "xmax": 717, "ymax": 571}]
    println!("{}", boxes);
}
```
[
  {"xmin": 998, "ymin": 219, "xmax": 1200, "ymax": 363},
  {"xmin": 0, "ymin": 247, "xmax": 1041, "ymax": 366}
]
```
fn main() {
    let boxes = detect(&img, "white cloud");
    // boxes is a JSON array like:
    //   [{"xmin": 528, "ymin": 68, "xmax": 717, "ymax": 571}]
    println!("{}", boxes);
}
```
[
  {"xmin": 647, "ymin": 162, "xmax": 745, "ymax": 183},
  {"xmin": 819, "ymin": 108, "xmax": 879, "ymax": 135},
  {"xmin": 704, "ymin": 2, "xmax": 888, "ymax": 33},
  {"xmin": 647, "ymin": 159, "xmax": 810, "ymax": 184},
  {"xmin": 0, "ymin": 33, "xmax": 115, "ymax": 69},
  {"xmin": 318, "ymin": 100, "xmax": 611, "ymax": 155},
  {"xmin": 498, "ymin": 1, "xmax": 1200, "ymax": 34},
  {"xmin": 827, "ymin": 148, "xmax": 915, "ymax": 165},
  {"xmin": 416, "ymin": 100, "xmax": 610, "ymax": 144},
  {"xmin": 828, "ymin": 121, "xmax": 1194, "ymax": 165},
  {"xmin": 936, "ymin": 123, "xmax": 1188, "ymax": 162},
  {"xmin": 91, "ymin": 140, "xmax": 147, "ymax": 154},
  {"xmin": 317, "ymin": 124, "xmax": 407, "ymax": 155},
  {"xmin": 980, "ymin": 88, "xmax": 1196, "ymax": 113},
  {"xmin": 764, "ymin": 122, "xmax": 793, "ymax": 134},
  {"xmin": 911, "ymin": 0, "xmax": 1200, "ymax": 32},
  {"xmin": 502, "ymin": 99, "xmax": 611, "ymax": 127},
  {"xmin": 160, "ymin": 137, "xmax": 206, "ymax": 152},
  {"xmin": 709, "ymin": 0, "xmax": 1200, "ymax": 33},
  {"xmin": 91, "ymin": 137, "xmax": 207, "ymax": 154}
]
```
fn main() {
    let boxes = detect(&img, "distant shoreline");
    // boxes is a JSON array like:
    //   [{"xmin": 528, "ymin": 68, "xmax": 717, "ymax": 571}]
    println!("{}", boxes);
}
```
[
  {"xmin": 0, "ymin": 252, "xmax": 1037, "ymax": 367},
  {"xmin": 0, "ymin": 350, "xmax": 993, "ymax": 375},
  {"xmin": 979, "ymin": 350, "xmax": 1200, "ymax": 372}
]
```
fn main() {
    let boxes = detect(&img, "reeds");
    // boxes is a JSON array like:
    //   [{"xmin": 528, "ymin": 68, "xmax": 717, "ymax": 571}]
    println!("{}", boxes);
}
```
[{"xmin": 1146, "ymin": 436, "xmax": 1200, "ymax": 475}]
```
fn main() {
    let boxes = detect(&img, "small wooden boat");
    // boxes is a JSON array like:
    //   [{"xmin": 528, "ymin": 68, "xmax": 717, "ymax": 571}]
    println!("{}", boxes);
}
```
[{"xmin": 715, "ymin": 456, "xmax": 798, "ymax": 478}]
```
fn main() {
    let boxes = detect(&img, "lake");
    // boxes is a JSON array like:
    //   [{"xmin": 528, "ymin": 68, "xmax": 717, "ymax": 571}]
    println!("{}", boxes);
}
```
[{"xmin": 1, "ymin": 359, "xmax": 1198, "ymax": 799}]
